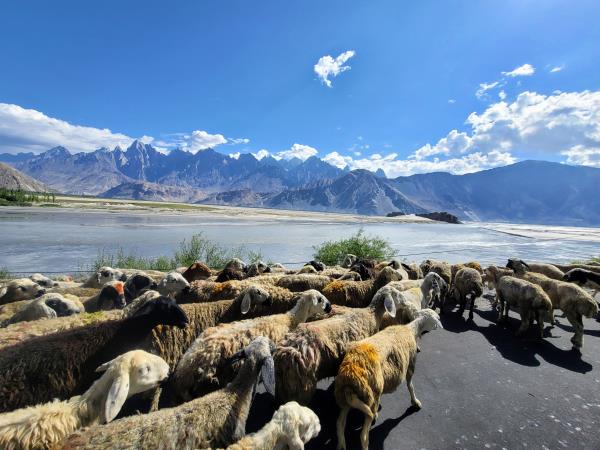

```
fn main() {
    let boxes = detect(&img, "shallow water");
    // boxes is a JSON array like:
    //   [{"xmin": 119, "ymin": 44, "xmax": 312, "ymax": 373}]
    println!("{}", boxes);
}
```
[{"xmin": 0, "ymin": 207, "xmax": 598, "ymax": 274}]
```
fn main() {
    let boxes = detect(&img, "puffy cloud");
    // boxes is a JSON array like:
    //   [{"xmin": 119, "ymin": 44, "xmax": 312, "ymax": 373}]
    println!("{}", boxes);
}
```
[
  {"xmin": 502, "ymin": 63, "xmax": 535, "ymax": 77},
  {"xmin": 498, "ymin": 90, "xmax": 507, "ymax": 100},
  {"xmin": 550, "ymin": 65, "xmax": 564, "ymax": 73},
  {"xmin": 229, "ymin": 137, "xmax": 250, "ymax": 145},
  {"xmin": 561, "ymin": 145, "xmax": 600, "ymax": 167},
  {"xmin": 314, "ymin": 50, "xmax": 355, "ymax": 87},
  {"xmin": 275, "ymin": 143, "xmax": 318, "ymax": 161},
  {"xmin": 229, "ymin": 152, "xmax": 241, "ymax": 159},
  {"xmin": 166, "ymin": 130, "xmax": 227, "ymax": 153},
  {"xmin": 415, "ymin": 90, "xmax": 600, "ymax": 160},
  {"xmin": 0, "ymin": 103, "xmax": 136, "ymax": 154}
]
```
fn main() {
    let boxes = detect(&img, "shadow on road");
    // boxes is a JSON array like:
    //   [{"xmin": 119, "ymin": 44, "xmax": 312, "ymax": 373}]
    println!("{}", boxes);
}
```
[{"xmin": 440, "ymin": 301, "xmax": 593, "ymax": 374}]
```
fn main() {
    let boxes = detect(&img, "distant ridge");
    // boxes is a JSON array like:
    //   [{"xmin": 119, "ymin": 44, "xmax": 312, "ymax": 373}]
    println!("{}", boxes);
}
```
[
  {"xmin": 0, "ymin": 163, "xmax": 49, "ymax": 192},
  {"xmin": 2, "ymin": 144, "xmax": 599, "ymax": 224}
]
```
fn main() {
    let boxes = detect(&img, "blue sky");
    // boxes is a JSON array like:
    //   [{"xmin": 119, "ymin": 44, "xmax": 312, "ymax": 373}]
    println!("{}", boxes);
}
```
[{"xmin": 1, "ymin": 0, "xmax": 600, "ymax": 176}]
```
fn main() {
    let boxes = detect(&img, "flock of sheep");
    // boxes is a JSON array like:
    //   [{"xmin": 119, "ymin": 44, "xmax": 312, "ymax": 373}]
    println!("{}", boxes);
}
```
[{"xmin": 0, "ymin": 254, "xmax": 598, "ymax": 449}]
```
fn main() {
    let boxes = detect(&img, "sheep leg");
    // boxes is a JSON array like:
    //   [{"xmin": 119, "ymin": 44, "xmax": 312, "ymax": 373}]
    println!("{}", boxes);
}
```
[
  {"xmin": 346, "ymin": 394, "xmax": 374, "ymax": 450},
  {"xmin": 516, "ymin": 309, "xmax": 530, "ymax": 336},
  {"xmin": 372, "ymin": 392, "xmax": 382, "ymax": 423},
  {"xmin": 360, "ymin": 414, "xmax": 373, "ymax": 450},
  {"xmin": 468, "ymin": 293, "xmax": 476, "ymax": 321},
  {"xmin": 406, "ymin": 360, "xmax": 421, "ymax": 409},
  {"xmin": 566, "ymin": 311, "xmax": 584, "ymax": 349},
  {"xmin": 457, "ymin": 294, "xmax": 465, "ymax": 316},
  {"xmin": 536, "ymin": 311, "xmax": 545, "ymax": 339},
  {"xmin": 336, "ymin": 406, "xmax": 349, "ymax": 450}
]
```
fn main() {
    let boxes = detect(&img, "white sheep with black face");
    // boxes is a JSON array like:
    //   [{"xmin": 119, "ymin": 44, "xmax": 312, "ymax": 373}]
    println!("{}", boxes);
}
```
[
  {"xmin": 3, "ymin": 293, "xmax": 83, "ymax": 326},
  {"xmin": 0, "ymin": 350, "xmax": 170, "ymax": 450},
  {"xmin": 157, "ymin": 271, "xmax": 190, "ymax": 297},
  {"xmin": 29, "ymin": 273, "xmax": 58, "ymax": 288},
  {"xmin": 0, "ymin": 279, "xmax": 46, "ymax": 305}
]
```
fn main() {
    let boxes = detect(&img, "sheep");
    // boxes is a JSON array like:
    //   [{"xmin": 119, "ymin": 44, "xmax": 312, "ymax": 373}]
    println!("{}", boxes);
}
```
[
  {"xmin": 274, "ymin": 284, "xmax": 398, "ymax": 405},
  {"xmin": 224, "ymin": 257, "xmax": 247, "ymax": 272},
  {"xmin": 507, "ymin": 259, "xmax": 598, "ymax": 349},
  {"xmin": 495, "ymin": 275, "xmax": 553, "ymax": 338},
  {"xmin": 381, "ymin": 273, "xmax": 445, "ymax": 324},
  {"xmin": 245, "ymin": 261, "xmax": 272, "ymax": 277},
  {"xmin": 0, "ymin": 294, "xmax": 189, "ymax": 413},
  {"xmin": 449, "ymin": 268, "xmax": 484, "ymax": 321},
  {"xmin": 420, "ymin": 259, "xmax": 452, "ymax": 285},
  {"xmin": 553, "ymin": 263, "xmax": 600, "ymax": 275},
  {"xmin": 81, "ymin": 267, "xmax": 126, "ymax": 288},
  {"xmin": 181, "ymin": 261, "xmax": 212, "ymax": 282},
  {"xmin": 400, "ymin": 262, "xmax": 423, "ymax": 280},
  {"xmin": 341, "ymin": 254, "xmax": 358, "ymax": 268},
  {"xmin": 123, "ymin": 272, "xmax": 157, "ymax": 302},
  {"xmin": 178, "ymin": 277, "xmax": 283, "ymax": 304},
  {"xmin": 57, "ymin": 337, "xmax": 276, "ymax": 450},
  {"xmin": 335, "ymin": 309, "xmax": 443, "ymax": 450},
  {"xmin": 156, "ymin": 271, "xmax": 190, "ymax": 297},
  {"xmin": 517, "ymin": 262, "xmax": 565, "ymax": 280},
  {"xmin": 450, "ymin": 262, "xmax": 483, "ymax": 284},
  {"xmin": 563, "ymin": 268, "xmax": 600, "ymax": 297},
  {"xmin": 276, "ymin": 274, "xmax": 333, "ymax": 293},
  {"xmin": 0, "ymin": 350, "xmax": 169, "ymax": 450},
  {"xmin": 298, "ymin": 265, "xmax": 318, "ymax": 274},
  {"xmin": 216, "ymin": 267, "xmax": 247, "ymax": 282},
  {"xmin": 388, "ymin": 279, "xmax": 423, "ymax": 291},
  {"xmin": 338, "ymin": 271, "xmax": 362, "ymax": 281},
  {"xmin": 172, "ymin": 290, "xmax": 332, "ymax": 401},
  {"xmin": 484, "ymin": 265, "xmax": 514, "ymax": 291},
  {"xmin": 2, "ymin": 293, "xmax": 82, "ymax": 326},
  {"xmin": 227, "ymin": 401, "xmax": 321, "ymax": 450},
  {"xmin": 349, "ymin": 259, "xmax": 376, "ymax": 281},
  {"xmin": 307, "ymin": 260, "xmax": 325, "ymax": 272},
  {"xmin": 29, "ymin": 273, "xmax": 58, "ymax": 288},
  {"xmin": 82, "ymin": 281, "xmax": 126, "ymax": 312},
  {"xmin": 0, "ymin": 279, "xmax": 46, "ymax": 305},
  {"xmin": 322, "ymin": 266, "xmax": 403, "ymax": 308}
]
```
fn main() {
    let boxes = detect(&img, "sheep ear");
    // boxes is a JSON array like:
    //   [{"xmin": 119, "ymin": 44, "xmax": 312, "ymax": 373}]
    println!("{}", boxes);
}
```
[
  {"xmin": 384, "ymin": 293, "xmax": 396, "ymax": 318},
  {"xmin": 95, "ymin": 357, "xmax": 117, "ymax": 373},
  {"xmin": 0, "ymin": 287, "xmax": 7, "ymax": 298},
  {"xmin": 261, "ymin": 356, "xmax": 276, "ymax": 396},
  {"xmin": 435, "ymin": 317, "xmax": 444, "ymax": 329},
  {"xmin": 104, "ymin": 370, "xmax": 130, "ymax": 423},
  {"xmin": 241, "ymin": 292, "xmax": 252, "ymax": 315},
  {"xmin": 401, "ymin": 263, "xmax": 411, "ymax": 271}
]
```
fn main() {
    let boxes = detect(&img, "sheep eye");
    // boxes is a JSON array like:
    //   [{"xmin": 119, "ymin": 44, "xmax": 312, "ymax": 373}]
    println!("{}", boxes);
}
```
[{"xmin": 19, "ymin": 286, "xmax": 26, "ymax": 291}]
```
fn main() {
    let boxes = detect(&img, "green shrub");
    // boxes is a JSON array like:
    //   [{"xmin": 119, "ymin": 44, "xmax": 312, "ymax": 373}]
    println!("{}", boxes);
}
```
[
  {"xmin": 0, "ymin": 266, "xmax": 11, "ymax": 280},
  {"xmin": 313, "ymin": 228, "xmax": 395, "ymax": 266}
]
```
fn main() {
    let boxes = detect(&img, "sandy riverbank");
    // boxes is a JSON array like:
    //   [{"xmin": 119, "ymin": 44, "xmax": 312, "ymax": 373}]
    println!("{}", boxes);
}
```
[{"xmin": 10, "ymin": 195, "xmax": 435, "ymax": 224}]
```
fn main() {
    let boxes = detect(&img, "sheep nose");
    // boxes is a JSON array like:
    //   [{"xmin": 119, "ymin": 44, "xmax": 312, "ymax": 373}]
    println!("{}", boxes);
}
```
[
  {"xmin": 36, "ymin": 289, "xmax": 46, "ymax": 297},
  {"xmin": 182, "ymin": 285, "xmax": 191, "ymax": 294},
  {"xmin": 324, "ymin": 303, "xmax": 332, "ymax": 313},
  {"xmin": 265, "ymin": 297, "xmax": 273, "ymax": 307}
]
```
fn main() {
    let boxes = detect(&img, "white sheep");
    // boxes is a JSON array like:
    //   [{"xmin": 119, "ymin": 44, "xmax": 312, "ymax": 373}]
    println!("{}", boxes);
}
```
[
  {"xmin": 29, "ymin": 273, "xmax": 57, "ymax": 288},
  {"xmin": 82, "ymin": 266, "xmax": 126, "ymax": 288},
  {"xmin": 172, "ymin": 290, "xmax": 332, "ymax": 401},
  {"xmin": 227, "ymin": 401, "xmax": 321, "ymax": 450},
  {"xmin": 2, "ymin": 293, "xmax": 82, "ymax": 326},
  {"xmin": 57, "ymin": 337, "xmax": 276, "ymax": 449},
  {"xmin": 335, "ymin": 309, "xmax": 443, "ymax": 450},
  {"xmin": 0, "ymin": 350, "xmax": 169, "ymax": 450},
  {"xmin": 0, "ymin": 279, "xmax": 46, "ymax": 305},
  {"xmin": 157, "ymin": 271, "xmax": 190, "ymax": 297}
]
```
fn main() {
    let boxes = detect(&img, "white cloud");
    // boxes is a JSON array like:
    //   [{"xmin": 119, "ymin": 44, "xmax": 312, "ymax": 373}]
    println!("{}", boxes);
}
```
[
  {"xmin": 229, "ymin": 152, "xmax": 241, "ymax": 159},
  {"xmin": 550, "ymin": 65, "xmax": 564, "ymax": 73},
  {"xmin": 561, "ymin": 145, "xmax": 600, "ymax": 167},
  {"xmin": 412, "ymin": 90, "xmax": 600, "ymax": 162},
  {"xmin": 167, "ymin": 130, "xmax": 227, "ymax": 153},
  {"xmin": 502, "ymin": 63, "xmax": 535, "ymax": 77},
  {"xmin": 275, "ymin": 143, "xmax": 318, "ymax": 161},
  {"xmin": 314, "ymin": 50, "xmax": 355, "ymax": 87},
  {"xmin": 448, "ymin": 99, "xmax": 456, "ymax": 104},
  {"xmin": 229, "ymin": 137, "xmax": 250, "ymax": 145},
  {"xmin": 0, "ymin": 103, "xmax": 137, "ymax": 154},
  {"xmin": 476, "ymin": 81, "xmax": 500, "ymax": 99},
  {"xmin": 498, "ymin": 90, "xmax": 507, "ymax": 100}
]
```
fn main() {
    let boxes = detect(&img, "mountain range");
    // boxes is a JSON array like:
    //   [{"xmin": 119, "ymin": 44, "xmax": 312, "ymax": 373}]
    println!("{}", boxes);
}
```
[{"xmin": 1, "ymin": 141, "xmax": 599, "ymax": 225}]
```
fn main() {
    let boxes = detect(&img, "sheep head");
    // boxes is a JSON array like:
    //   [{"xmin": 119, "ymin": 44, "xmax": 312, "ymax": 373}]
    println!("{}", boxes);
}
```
[
  {"xmin": 128, "ymin": 295, "xmax": 189, "ymax": 329},
  {"xmin": 226, "ymin": 337, "xmax": 276, "ymax": 396},
  {"xmin": 240, "ymin": 285, "xmax": 272, "ymax": 315}
]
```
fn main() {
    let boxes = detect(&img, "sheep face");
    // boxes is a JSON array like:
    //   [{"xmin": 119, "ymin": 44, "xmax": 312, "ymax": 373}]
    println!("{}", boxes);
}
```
[
  {"xmin": 227, "ymin": 337, "xmax": 276, "ymax": 395},
  {"xmin": 43, "ymin": 293, "xmax": 82, "ymax": 316},
  {"xmin": 506, "ymin": 259, "xmax": 529, "ymax": 274},
  {"xmin": 157, "ymin": 272, "xmax": 190, "ymax": 297},
  {"xmin": 342, "ymin": 254, "xmax": 358, "ymax": 268},
  {"xmin": 182, "ymin": 262, "xmax": 212, "ymax": 282},
  {"xmin": 308, "ymin": 261, "xmax": 325, "ymax": 272},
  {"xmin": 416, "ymin": 308, "xmax": 443, "ymax": 335},
  {"xmin": 29, "ymin": 273, "xmax": 57, "ymax": 288},
  {"xmin": 97, "ymin": 267, "xmax": 127, "ymax": 285},
  {"xmin": 240, "ymin": 286, "xmax": 272, "ymax": 315},
  {"xmin": 303, "ymin": 290, "xmax": 332, "ymax": 315},
  {"xmin": 132, "ymin": 296, "xmax": 189, "ymax": 328},
  {"xmin": 124, "ymin": 273, "xmax": 157, "ymax": 302},
  {"xmin": 95, "ymin": 350, "xmax": 170, "ymax": 422},
  {"xmin": 0, "ymin": 278, "xmax": 46, "ymax": 303},
  {"xmin": 98, "ymin": 281, "xmax": 127, "ymax": 310},
  {"xmin": 225, "ymin": 258, "xmax": 247, "ymax": 272}
]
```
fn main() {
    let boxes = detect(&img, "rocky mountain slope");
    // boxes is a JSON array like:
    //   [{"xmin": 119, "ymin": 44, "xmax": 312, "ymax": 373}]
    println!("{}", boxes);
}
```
[{"xmin": 0, "ymin": 163, "xmax": 49, "ymax": 192}]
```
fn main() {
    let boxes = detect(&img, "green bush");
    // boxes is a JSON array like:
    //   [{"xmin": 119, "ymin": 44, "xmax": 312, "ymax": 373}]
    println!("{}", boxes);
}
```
[
  {"xmin": 90, "ymin": 233, "xmax": 264, "ymax": 271},
  {"xmin": 313, "ymin": 228, "xmax": 395, "ymax": 266},
  {"xmin": 0, "ymin": 266, "xmax": 11, "ymax": 280}
]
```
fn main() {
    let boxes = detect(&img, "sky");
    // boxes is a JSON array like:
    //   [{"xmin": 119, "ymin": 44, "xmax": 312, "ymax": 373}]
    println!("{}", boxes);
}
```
[{"xmin": 1, "ymin": 0, "xmax": 600, "ymax": 177}]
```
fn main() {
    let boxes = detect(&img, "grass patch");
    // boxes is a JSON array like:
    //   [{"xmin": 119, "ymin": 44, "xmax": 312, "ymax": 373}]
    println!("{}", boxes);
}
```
[
  {"xmin": 90, "ymin": 232, "xmax": 264, "ymax": 271},
  {"xmin": 571, "ymin": 256, "xmax": 600, "ymax": 264},
  {"xmin": 0, "ymin": 266, "xmax": 11, "ymax": 280},
  {"xmin": 313, "ymin": 228, "xmax": 395, "ymax": 266}
]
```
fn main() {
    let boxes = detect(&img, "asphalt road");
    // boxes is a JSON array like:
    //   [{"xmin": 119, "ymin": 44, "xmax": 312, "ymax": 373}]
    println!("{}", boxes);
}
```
[{"xmin": 246, "ymin": 293, "xmax": 600, "ymax": 450}]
